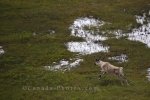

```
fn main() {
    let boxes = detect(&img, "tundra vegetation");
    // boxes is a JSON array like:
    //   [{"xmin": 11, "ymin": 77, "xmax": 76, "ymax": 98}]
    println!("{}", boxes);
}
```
[{"xmin": 0, "ymin": 0, "xmax": 150, "ymax": 100}]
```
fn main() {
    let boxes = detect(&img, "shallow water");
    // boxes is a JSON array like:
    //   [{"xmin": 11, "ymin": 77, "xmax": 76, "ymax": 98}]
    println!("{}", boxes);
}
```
[
  {"xmin": 128, "ymin": 22, "xmax": 150, "ymax": 47},
  {"xmin": 69, "ymin": 17, "xmax": 106, "ymax": 42},
  {"xmin": 0, "ymin": 46, "xmax": 5, "ymax": 55},
  {"xmin": 67, "ymin": 17, "xmax": 109, "ymax": 55},
  {"xmin": 45, "ymin": 11, "xmax": 150, "ymax": 71},
  {"xmin": 105, "ymin": 12, "xmax": 150, "ymax": 48},
  {"xmin": 128, "ymin": 12, "xmax": 150, "ymax": 47},
  {"xmin": 146, "ymin": 68, "xmax": 150, "ymax": 81},
  {"xmin": 108, "ymin": 54, "xmax": 128, "ymax": 63},
  {"xmin": 44, "ymin": 58, "xmax": 83, "ymax": 71},
  {"xmin": 135, "ymin": 14, "xmax": 146, "ymax": 24},
  {"xmin": 67, "ymin": 42, "xmax": 109, "ymax": 55},
  {"xmin": 44, "ymin": 17, "xmax": 109, "ymax": 71}
]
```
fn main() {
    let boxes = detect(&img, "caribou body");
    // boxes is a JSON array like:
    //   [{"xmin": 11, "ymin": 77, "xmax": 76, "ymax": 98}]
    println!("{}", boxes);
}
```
[{"xmin": 95, "ymin": 59, "xmax": 129, "ymax": 85}]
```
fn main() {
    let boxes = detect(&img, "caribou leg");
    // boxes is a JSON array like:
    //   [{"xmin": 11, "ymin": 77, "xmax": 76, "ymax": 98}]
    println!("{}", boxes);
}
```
[
  {"xmin": 117, "ymin": 74, "xmax": 124, "ymax": 85},
  {"xmin": 99, "ymin": 71, "xmax": 106, "ymax": 80},
  {"xmin": 118, "ymin": 74, "xmax": 129, "ymax": 85},
  {"xmin": 121, "ymin": 75, "xmax": 129, "ymax": 85}
]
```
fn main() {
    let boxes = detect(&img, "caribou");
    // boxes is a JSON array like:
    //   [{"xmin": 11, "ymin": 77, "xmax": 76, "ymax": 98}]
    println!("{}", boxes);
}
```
[{"xmin": 95, "ymin": 59, "xmax": 129, "ymax": 85}]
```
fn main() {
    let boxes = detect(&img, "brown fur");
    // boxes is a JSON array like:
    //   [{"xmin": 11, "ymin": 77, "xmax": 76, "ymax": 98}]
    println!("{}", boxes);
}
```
[{"xmin": 95, "ymin": 60, "xmax": 129, "ymax": 85}]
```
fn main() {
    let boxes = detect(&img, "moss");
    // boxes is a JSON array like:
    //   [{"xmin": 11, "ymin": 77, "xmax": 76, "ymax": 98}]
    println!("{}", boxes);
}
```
[{"xmin": 0, "ymin": 0, "xmax": 150, "ymax": 100}]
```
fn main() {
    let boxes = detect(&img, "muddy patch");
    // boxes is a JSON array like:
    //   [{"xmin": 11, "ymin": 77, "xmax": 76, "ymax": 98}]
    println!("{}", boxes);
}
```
[
  {"xmin": 0, "ymin": 46, "xmax": 5, "ymax": 55},
  {"xmin": 108, "ymin": 54, "xmax": 128, "ymax": 63}
]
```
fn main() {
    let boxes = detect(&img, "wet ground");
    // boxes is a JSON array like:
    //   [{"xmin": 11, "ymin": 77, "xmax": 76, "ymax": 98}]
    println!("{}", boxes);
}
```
[
  {"xmin": 45, "ymin": 11, "xmax": 150, "ymax": 74},
  {"xmin": 108, "ymin": 54, "xmax": 128, "ymax": 63},
  {"xmin": 67, "ymin": 17, "xmax": 109, "ymax": 55},
  {"xmin": 146, "ymin": 68, "xmax": 150, "ymax": 81},
  {"xmin": 0, "ymin": 46, "xmax": 4, "ymax": 55},
  {"xmin": 44, "ymin": 58, "xmax": 83, "ymax": 71}
]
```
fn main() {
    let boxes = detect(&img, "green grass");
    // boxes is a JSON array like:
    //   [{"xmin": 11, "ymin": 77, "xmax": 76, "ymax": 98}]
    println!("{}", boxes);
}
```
[{"xmin": 0, "ymin": 0, "xmax": 150, "ymax": 100}]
